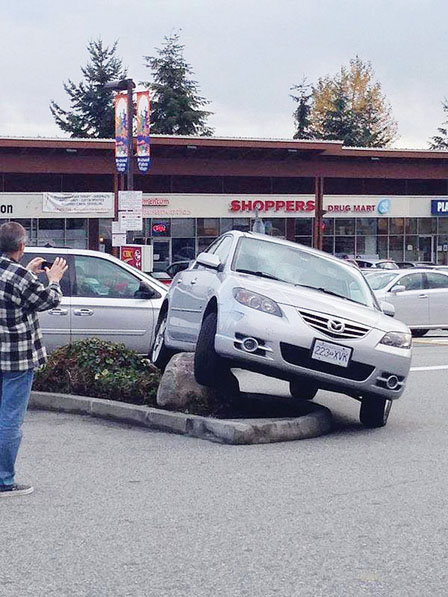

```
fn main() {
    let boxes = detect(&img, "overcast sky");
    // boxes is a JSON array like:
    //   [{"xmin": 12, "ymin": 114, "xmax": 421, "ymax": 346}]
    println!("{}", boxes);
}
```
[{"xmin": 1, "ymin": 0, "xmax": 447, "ymax": 148}]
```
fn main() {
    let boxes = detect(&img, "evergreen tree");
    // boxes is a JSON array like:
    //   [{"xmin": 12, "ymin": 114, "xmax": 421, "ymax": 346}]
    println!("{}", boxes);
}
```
[
  {"xmin": 429, "ymin": 99, "xmax": 448, "ymax": 149},
  {"xmin": 50, "ymin": 39, "xmax": 126, "ymax": 138},
  {"xmin": 291, "ymin": 80, "xmax": 313, "ymax": 140},
  {"xmin": 291, "ymin": 57, "xmax": 398, "ymax": 147},
  {"xmin": 143, "ymin": 32, "xmax": 213, "ymax": 136}
]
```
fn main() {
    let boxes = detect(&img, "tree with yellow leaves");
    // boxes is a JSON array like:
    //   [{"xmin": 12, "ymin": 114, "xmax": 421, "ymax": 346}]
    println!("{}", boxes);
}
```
[{"xmin": 291, "ymin": 57, "xmax": 398, "ymax": 147}]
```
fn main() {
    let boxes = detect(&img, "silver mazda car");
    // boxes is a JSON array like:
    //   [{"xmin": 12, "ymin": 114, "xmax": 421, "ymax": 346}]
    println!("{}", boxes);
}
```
[{"xmin": 151, "ymin": 232, "xmax": 412, "ymax": 428}]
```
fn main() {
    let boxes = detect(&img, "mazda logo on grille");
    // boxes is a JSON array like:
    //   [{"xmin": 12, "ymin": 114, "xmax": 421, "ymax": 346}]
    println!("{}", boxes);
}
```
[{"xmin": 327, "ymin": 319, "xmax": 345, "ymax": 333}]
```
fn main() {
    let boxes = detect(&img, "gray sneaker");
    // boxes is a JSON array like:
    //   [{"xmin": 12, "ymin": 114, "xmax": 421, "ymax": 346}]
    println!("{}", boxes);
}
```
[{"xmin": 0, "ymin": 484, "xmax": 34, "ymax": 497}]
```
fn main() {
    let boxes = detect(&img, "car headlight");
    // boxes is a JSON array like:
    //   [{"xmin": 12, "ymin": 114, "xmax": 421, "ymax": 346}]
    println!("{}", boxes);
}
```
[
  {"xmin": 233, "ymin": 288, "xmax": 282, "ymax": 317},
  {"xmin": 379, "ymin": 331, "xmax": 412, "ymax": 349}
]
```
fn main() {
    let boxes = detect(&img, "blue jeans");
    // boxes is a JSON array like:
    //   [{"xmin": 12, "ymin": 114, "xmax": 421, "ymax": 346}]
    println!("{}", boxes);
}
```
[{"xmin": 0, "ymin": 369, "xmax": 34, "ymax": 487}]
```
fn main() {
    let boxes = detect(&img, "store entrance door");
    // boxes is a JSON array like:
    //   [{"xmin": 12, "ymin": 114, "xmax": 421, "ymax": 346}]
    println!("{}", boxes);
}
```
[
  {"xmin": 152, "ymin": 239, "xmax": 170, "ymax": 271},
  {"xmin": 418, "ymin": 235, "xmax": 434, "ymax": 263}
]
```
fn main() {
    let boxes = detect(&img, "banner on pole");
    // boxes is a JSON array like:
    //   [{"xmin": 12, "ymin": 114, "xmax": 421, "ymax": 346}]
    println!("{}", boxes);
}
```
[
  {"xmin": 114, "ymin": 92, "xmax": 129, "ymax": 173},
  {"xmin": 136, "ymin": 91, "xmax": 152, "ymax": 173}
]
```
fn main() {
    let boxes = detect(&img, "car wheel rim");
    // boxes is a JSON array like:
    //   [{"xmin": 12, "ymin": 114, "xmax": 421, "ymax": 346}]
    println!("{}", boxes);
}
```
[{"xmin": 152, "ymin": 318, "xmax": 166, "ymax": 361}]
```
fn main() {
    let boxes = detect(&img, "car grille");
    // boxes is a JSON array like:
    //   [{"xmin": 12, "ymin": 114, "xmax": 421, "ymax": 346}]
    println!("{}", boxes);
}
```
[
  {"xmin": 297, "ymin": 308, "xmax": 371, "ymax": 340},
  {"xmin": 280, "ymin": 343, "xmax": 375, "ymax": 381}
]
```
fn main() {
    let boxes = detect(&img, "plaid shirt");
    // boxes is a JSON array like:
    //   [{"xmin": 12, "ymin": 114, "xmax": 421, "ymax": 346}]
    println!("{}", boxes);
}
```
[{"xmin": 0, "ymin": 255, "xmax": 62, "ymax": 371}]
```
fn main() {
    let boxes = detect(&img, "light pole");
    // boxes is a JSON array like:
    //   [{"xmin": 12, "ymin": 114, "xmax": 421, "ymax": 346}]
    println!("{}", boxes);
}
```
[{"xmin": 104, "ymin": 78, "xmax": 136, "ymax": 191}]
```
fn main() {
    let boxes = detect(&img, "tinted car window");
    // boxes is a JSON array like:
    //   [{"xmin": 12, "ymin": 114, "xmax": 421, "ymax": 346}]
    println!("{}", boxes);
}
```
[
  {"xmin": 73, "ymin": 255, "xmax": 141, "ymax": 299},
  {"xmin": 425, "ymin": 272, "xmax": 448, "ymax": 289},
  {"xmin": 22, "ymin": 253, "xmax": 71, "ymax": 296},
  {"xmin": 393, "ymin": 273, "xmax": 424, "ymax": 291},
  {"xmin": 212, "ymin": 235, "xmax": 233, "ymax": 264}
]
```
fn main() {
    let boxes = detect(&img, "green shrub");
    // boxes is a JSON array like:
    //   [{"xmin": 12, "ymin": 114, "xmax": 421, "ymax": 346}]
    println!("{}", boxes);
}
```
[{"xmin": 33, "ymin": 338, "xmax": 161, "ymax": 405}]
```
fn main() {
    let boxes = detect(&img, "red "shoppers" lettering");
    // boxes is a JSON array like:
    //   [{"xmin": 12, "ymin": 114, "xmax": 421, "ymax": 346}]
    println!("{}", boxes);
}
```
[{"xmin": 230, "ymin": 200, "xmax": 315, "ymax": 212}]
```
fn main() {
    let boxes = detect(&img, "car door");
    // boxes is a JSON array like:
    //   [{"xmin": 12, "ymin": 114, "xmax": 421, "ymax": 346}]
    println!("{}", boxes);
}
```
[
  {"xmin": 424, "ymin": 272, "xmax": 448, "ymax": 326},
  {"xmin": 70, "ymin": 254, "xmax": 161, "ymax": 354},
  {"xmin": 387, "ymin": 272, "xmax": 429, "ymax": 326},
  {"xmin": 188, "ymin": 235, "xmax": 235, "ymax": 342},
  {"xmin": 169, "ymin": 238, "xmax": 222, "ymax": 342},
  {"xmin": 21, "ymin": 250, "xmax": 72, "ymax": 353}
]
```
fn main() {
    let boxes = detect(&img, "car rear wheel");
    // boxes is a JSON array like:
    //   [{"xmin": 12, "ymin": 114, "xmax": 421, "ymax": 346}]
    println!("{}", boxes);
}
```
[
  {"xmin": 359, "ymin": 395, "xmax": 392, "ymax": 428},
  {"xmin": 194, "ymin": 312, "xmax": 228, "ymax": 387},
  {"xmin": 289, "ymin": 378, "xmax": 318, "ymax": 400},
  {"xmin": 411, "ymin": 329, "xmax": 429, "ymax": 338},
  {"xmin": 151, "ymin": 312, "xmax": 175, "ymax": 371}
]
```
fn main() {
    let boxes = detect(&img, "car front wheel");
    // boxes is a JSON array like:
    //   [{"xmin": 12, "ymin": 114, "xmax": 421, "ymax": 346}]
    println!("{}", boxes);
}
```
[
  {"xmin": 289, "ymin": 378, "xmax": 318, "ymax": 400},
  {"xmin": 194, "ymin": 312, "xmax": 227, "ymax": 387},
  {"xmin": 151, "ymin": 312, "xmax": 175, "ymax": 371},
  {"xmin": 359, "ymin": 395, "xmax": 392, "ymax": 428}
]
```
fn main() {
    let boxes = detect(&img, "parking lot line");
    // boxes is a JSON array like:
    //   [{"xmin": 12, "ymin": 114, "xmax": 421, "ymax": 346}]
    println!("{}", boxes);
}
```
[{"xmin": 410, "ymin": 365, "xmax": 448, "ymax": 372}]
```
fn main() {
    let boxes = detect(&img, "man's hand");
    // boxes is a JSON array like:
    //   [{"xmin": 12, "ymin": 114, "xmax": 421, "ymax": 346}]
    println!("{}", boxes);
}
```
[
  {"xmin": 26, "ymin": 257, "xmax": 45, "ymax": 274},
  {"xmin": 45, "ymin": 257, "xmax": 69, "ymax": 284}
]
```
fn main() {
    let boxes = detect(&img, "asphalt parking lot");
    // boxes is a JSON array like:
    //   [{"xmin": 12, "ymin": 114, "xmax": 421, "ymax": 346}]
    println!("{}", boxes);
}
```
[{"xmin": 2, "ymin": 332, "xmax": 448, "ymax": 597}]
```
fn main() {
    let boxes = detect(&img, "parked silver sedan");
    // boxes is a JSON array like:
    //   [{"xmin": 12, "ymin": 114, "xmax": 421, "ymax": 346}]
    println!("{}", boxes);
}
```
[
  {"xmin": 365, "ymin": 268, "xmax": 448, "ymax": 337},
  {"xmin": 151, "ymin": 231, "xmax": 412, "ymax": 428}
]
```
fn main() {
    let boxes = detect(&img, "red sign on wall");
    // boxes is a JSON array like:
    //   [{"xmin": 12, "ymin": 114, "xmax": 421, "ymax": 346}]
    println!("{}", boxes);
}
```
[{"xmin": 120, "ymin": 245, "xmax": 142, "ymax": 270}]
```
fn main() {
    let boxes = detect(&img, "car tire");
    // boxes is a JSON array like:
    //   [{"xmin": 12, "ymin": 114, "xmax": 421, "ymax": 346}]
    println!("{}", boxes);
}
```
[
  {"xmin": 411, "ymin": 329, "xmax": 429, "ymax": 338},
  {"xmin": 151, "ymin": 312, "xmax": 175, "ymax": 372},
  {"xmin": 289, "ymin": 378, "xmax": 318, "ymax": 400},
  {"xmin": 194, "ymin": 312, "xmax": 228, "ymax": 387},
  {"xmin": 359, "ymin": 395, "xmax": 392, "ymax": 428}
]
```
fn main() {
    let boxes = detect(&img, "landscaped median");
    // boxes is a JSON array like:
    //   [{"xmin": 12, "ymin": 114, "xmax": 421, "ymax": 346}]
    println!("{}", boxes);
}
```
[{"xmin": 30, "ymin": 339, "xmax": 332, "ymax": 445}]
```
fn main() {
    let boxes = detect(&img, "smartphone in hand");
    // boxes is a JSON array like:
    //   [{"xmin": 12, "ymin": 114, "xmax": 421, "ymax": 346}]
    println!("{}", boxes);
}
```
[{"xmin": 41, "ymin": 260, "xmax": 54, "ymax": 269}]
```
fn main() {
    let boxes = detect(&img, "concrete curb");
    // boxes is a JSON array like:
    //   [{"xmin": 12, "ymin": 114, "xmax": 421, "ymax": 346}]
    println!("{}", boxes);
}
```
[{"xmin": 29, "ymin": 391, "xmax": 333, "ymax": 445}]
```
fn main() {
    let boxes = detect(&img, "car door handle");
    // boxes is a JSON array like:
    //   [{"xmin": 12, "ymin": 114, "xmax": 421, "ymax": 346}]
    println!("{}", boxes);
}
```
[
  {"xmin": 73, "ymin": 308, "xmax": 94, "ymax": 316},
  {"xmin": 176, "ymin": 277, "xmax": 183, "ymax": 283},
  {"xmin": 418, "ymin": 294, "xmax": 428, "ymax": 299},
  {"xmin": 48, "ymin": 308, "xmax": 68, "ymax": 316},
  {"xmin": 190, "ymin": 278, "xmax": 197, "ymax": 285}
]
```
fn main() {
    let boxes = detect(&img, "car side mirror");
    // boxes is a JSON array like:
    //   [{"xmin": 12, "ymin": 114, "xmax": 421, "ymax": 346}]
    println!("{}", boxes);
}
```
[
  {"xmin": 391, "ymin": 285, "xmax": 406, "ymax": 294},
  {"xmin": 134, "ymin": 282, "xmax": 158, "ymax": 299},
  {"xmin": 380, "ymin": 301, "xmax": 395, "ymax": 317},
  {"xmin": 196, "ymin": 252, "xmax": 221, "ymax": 269}
]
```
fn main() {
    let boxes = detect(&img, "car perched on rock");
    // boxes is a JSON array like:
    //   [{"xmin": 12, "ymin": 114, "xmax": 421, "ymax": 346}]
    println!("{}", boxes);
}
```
[{"xmin": 151, "ymin": 232, "xmax": 412, "ymax": 428}]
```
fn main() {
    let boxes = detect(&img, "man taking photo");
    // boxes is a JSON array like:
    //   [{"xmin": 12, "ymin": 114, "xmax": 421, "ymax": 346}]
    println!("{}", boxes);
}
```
[{"xmin": 0, "ymin": 222, "xmax": 68, "ymax": 497}]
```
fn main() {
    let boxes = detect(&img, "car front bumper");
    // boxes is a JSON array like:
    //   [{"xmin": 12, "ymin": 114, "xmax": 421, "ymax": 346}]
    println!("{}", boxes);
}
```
[{"xmin": 215, "ymin": 303, "xmax": 412, "ymax": 400}]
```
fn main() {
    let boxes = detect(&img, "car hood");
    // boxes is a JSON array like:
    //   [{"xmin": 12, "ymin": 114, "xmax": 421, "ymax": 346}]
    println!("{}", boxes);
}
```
[{"xmin": 230, "ymin": 273, "xmax": 407, "ymax": 332}]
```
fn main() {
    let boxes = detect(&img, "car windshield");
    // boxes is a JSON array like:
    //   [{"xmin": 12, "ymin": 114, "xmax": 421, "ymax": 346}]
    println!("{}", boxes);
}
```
[
  {"xmin": 365, "ymin": 271, "xmax": 400, "ymax": 290},
  {"xmin": 232, "ymin": 237, "xmax": 376, "ymax": 308}
]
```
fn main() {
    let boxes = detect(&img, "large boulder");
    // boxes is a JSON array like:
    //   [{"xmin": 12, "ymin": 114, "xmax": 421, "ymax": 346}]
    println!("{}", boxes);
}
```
[{"xmin": 156, "ymin": 352, "xmax": 239, "ymax": 413}]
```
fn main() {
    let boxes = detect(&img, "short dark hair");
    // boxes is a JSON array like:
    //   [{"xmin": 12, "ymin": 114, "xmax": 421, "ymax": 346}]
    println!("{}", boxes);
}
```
[{"xmin": 0, "ymin": 222, "xmax": 27, "ymax": 253}]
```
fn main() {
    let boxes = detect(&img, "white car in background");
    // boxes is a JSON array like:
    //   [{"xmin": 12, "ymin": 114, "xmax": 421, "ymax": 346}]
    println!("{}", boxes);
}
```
[
  {"xmin": 152, "ymin": 231, "xmax": 413, "ymax": 428},
  {"xmin": 365, "ymin": 268, "xmax": 448, "ymax": 337}
]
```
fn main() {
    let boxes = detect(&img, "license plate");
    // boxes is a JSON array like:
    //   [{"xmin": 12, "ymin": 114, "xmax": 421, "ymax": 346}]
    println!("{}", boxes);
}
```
[{"xmin": 311, "ymin": 339, "xmax": 352, "ymax": 368}]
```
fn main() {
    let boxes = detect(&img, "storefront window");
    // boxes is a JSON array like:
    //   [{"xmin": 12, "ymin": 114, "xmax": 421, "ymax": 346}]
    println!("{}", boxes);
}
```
[
  {"xmin": 405, "ymin": 218, "xmax": 417, "ymax": 234},
  {"xmin": 38, "ymin": 219, "xmax": 64, "ymax": 245},
  {"xmin": 405, "ymin": 236, "xmax": 419, "ymax": 260},
  {"xmin": 438, "ymin": 219, "xmax": 448, "ymax": 234},
  {"xmin": 334, "ymin": 218, "xmax": 355, "ymax": 236},
  {"xmin": 295, "ymin": 218, "xmax": 312, "ymax": 236},
  {"xmin": 152, "ymin": 240, "xmax": 170, "ymax": 271},
  {"xmin": 378, "ymin": 219, "xmax": 389, "ymax": 235},
  {"xmin": 390, "ymin": 218, "xmax": 404, "ymax": 235},
  {"xmin": 151, "ymin": 220, "xmax": 171, "ymax": 237},
  {"xmin": 197, "ymin": 218, "xmax": 219, "ymax": 236},
  {"xmin": 295, "ymin": 236, "xmax": 312, "ymax": 247},
  {"xmin": 356, "ymin": 218, "xmax": 378, "ymax": 236},
  {"xmin": 418, "ymin": 218, "xmax": 436, "ymax": 234},
  {"xmin": 198, "ymin": 237, "xmax": 218, "ymax": 254},
  {"xmin": 356, "ymin": 236, "xmax": 378, "ymax": 257},
  {"xmin": 264, "ymin": 219, "xmax": 285, "ymax": 237},
  {"xmin": 437, "ymin": 235, "xmax": 448, "ymax": 264},
  {"xmin": 171, "ymin": 218, "xmax": 195, "ymax": 237},
  {"xmin": 322, "ymin": 236, "xmax": 334, "ymax": 254},
  {"xmin": 389, "ymin": 236, "xmax": 404, "ymax": 261},
  {"xmin": 335, "ymin": 236, "xmax": 355, "ymax": 256},
  {"xmin": 322, "ymin": 219, "xmax": 334, "ymax": 235},
  {"xmin": 172, "ymin": 238, "xmax": 195, "ymax": 262}
]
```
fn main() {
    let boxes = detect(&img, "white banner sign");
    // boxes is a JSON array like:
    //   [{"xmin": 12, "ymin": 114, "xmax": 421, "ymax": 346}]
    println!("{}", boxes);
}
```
[
  {"xmin": 112, "ymin": 233, "xmax": 127, "ymax": 247},
  {"xmin": 119, "ymin": 212, "xmax": 143, "ymax": 231},
  {"xmin": 43, "ymin": 193, "xmax": 114, "ymax": 214},
  {"xmin": 118, "ymin": 191, "xmax": 143, "ymax": 214}
]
